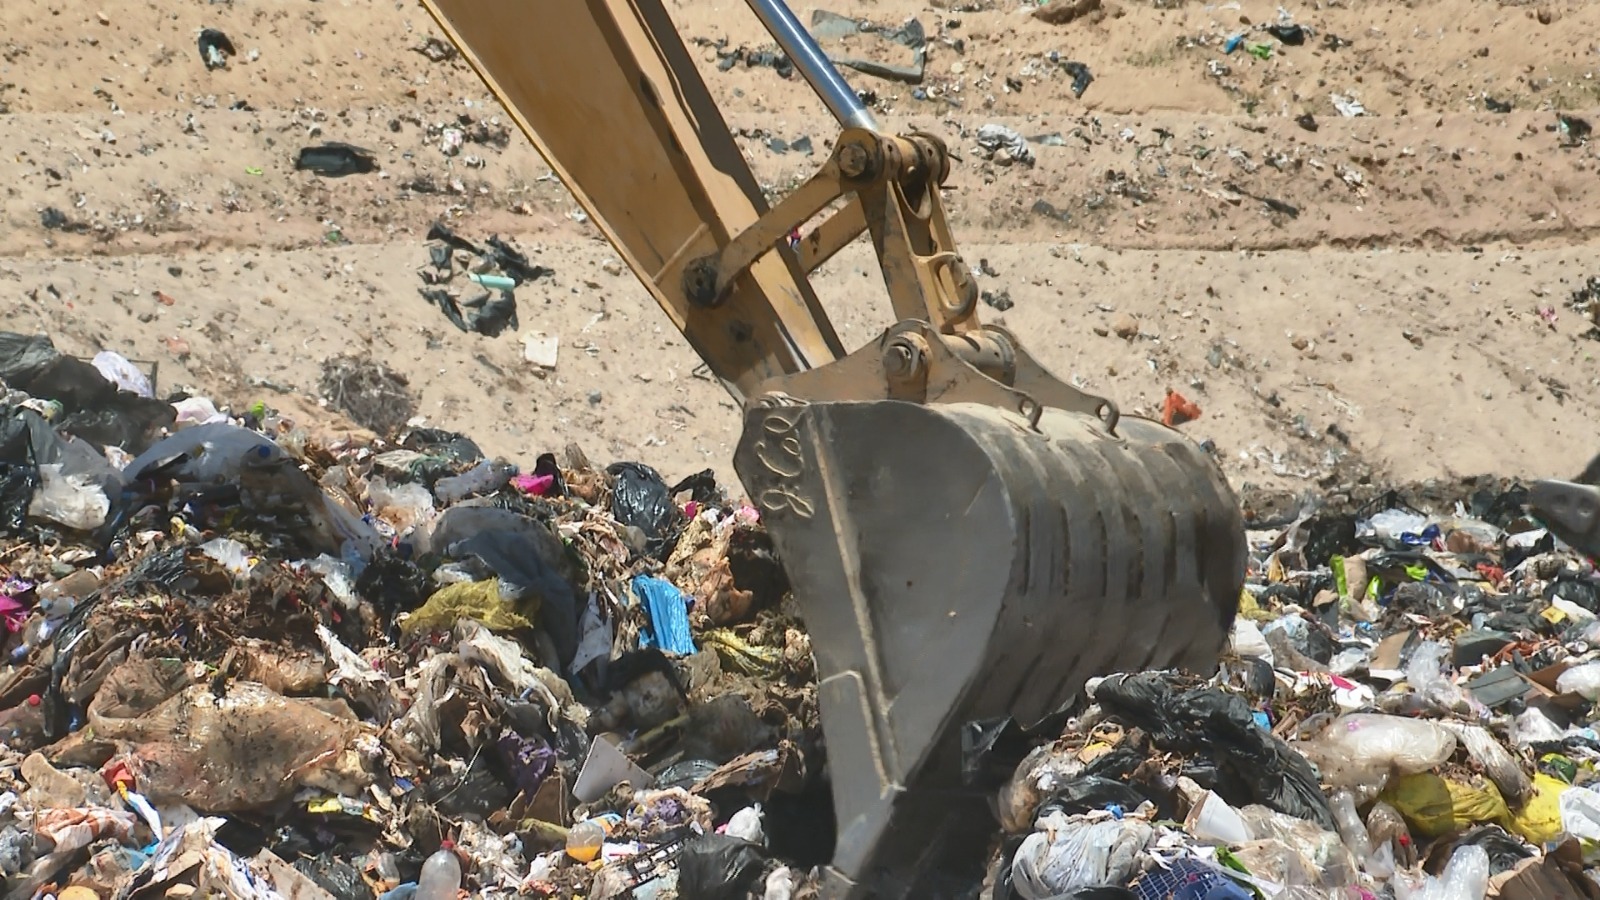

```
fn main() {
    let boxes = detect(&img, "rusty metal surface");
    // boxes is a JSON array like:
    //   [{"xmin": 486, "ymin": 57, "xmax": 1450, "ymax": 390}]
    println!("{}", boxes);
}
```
[{"xmin": 734, "ymin": 397, "xmax": 1246, "ymax": 894}]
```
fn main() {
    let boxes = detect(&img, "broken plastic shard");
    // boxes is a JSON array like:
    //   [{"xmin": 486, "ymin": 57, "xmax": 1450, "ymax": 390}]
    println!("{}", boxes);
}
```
[{"xmin": 1330, "ymin": 94, "xmax": 1366, "ymax": 117}]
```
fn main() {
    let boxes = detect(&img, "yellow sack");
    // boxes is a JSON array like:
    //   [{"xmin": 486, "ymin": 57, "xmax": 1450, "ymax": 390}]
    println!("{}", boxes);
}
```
[
  {"xmin": 1509, "ymin": 773, "xmax": 1570, "ymax": 844},
  {"xmin": 1380, "ymin": 772, "xmax": 1511, "ymax": 839},
  {"xmin": 401, "ymin": 579, "xmax": 538, "ymax": 635},
  {"xmin": 701, "ymin": 629, "xmax": 782, "ymax": 677}
]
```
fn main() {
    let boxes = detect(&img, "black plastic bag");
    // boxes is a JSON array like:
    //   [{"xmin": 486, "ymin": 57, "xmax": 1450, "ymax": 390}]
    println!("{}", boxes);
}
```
[
  {"xmin": 1095, "ymin": 672, "xmax": 1335, "ymax": 830},
  {"xmin": 57, "ymin": 393, "xmax": 176, "ymax": 452},
  {"xmin": 671, "ymin": 468, "xmax": 721, "ymax": 505},
  {"xmin": 1451, "ymin": 825, "xmax": 1533, "ymax": 876},
  {"xmin": 401, "ymin": 427, "xmax": 484, "ymax": 464},
  {"xmin": 0, "ymin": 333, "xmax": 59, "ymax": 386},
  {"xmin": 677, "ymin": 833, "xmax": 767, "ymax": 900},
  {"xmin": 462, "ymin": 289, "xmax": 518, "ymax": 338},
  {"xmin": 607, "ymin": 461, "xmax": 685, "ymax": 559},
  {"xmin": 1037, "ymin": 775, "xmax": 1148, "ymax": 817},
  {"xmin": 294, "ymin": 144, "xmax": 377, "ymax": 177},
  {"xmin": 426, "ymin": 753, "xmax": 513, "ymax": 819},
  {"xmin": 532, "ymin": 452, "xmax": 568, "ymax": 498},
  {"xmin": 355, "ymin": 549, "xmax": 431, "ymax": 630},
  {"xmin": 1081, "ymin": 745, "xmax": 1145, "ymax": 781},
  {"xmin": 0, "ymin": 463, "xmax": 37, "ymax": 534},
  {"xmin": 0, "ymin": 334, "xmax": 173, "ymax": 453},
  {"xmin": 1301, "ymin": 512, "xmax": 1361, "ymax": 567},
  {"xmin": 291, "ymin": 853, "xmax": 369, "ymax": 900}
]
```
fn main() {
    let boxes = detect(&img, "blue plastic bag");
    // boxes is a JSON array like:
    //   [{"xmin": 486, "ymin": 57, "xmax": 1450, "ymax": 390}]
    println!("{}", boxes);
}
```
[{"xmin": 633, "ymin": 575, "xmax": 697, "ymax": 655}]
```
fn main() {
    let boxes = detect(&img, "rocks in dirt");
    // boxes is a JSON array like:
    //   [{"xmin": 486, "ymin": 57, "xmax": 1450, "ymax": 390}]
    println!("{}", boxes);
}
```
[
  {"xmin": 1031, "ymin": 0, "xmax": 1104, "ymax": 26},
  {"xmin": 1111, "ymin": 312, "xmax": 1139, "ymax": 339}
]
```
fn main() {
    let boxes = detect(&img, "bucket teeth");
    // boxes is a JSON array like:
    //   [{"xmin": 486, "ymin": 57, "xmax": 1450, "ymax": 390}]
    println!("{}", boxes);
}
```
[{"xmin": 1531, "ymin": 479, "xmax": 1600, "ymax": 559}]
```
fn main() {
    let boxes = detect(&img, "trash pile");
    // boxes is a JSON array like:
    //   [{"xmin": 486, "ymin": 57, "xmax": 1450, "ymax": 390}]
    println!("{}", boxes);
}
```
[
  {"xmin": 0, "ymin": 331, "xmax": 817, "ymax": 899},
  {"xmin": 9, "ymin": 324, "xmax": 1600, "ymax": 900},
  {"xmin": 989, "ymin": 486, "xmax": 1600, "ymax": 900}
]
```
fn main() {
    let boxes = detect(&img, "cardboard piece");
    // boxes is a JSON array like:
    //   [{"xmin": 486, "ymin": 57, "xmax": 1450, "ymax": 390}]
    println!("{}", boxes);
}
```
[{"xmin": 1488, "ymin": 839, "xmax": 1600, "ymax": 900}]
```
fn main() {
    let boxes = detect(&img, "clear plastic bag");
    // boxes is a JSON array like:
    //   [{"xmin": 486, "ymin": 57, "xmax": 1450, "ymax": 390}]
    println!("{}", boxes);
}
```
[
  {"xmin": 997, "ymin": 745, "xmax": 1086, "ymax": 834},
  {"xmin": 433, "ymin": 458, "xmax": 516, "ymax": 504},
  {"xmin": 28, "ymin": 463, "xmax": 109, "ymax": 530},
  {"xmin": 1392, "ymin": 843, "xmax": 1489, "ymax": 900},
  {"xmin": 1511, "ymin": 706, "xmax": 1567, "ymax": 747},
  {"xmin": 1366, "ymin": 800, "xmax": 1415, "ymax": 870},
  {"xmin": 367, "ymin": 477, "xmax": 436, "ymax": 534},
  {"xmin": 1296, "ymin": 713, "xmax": 1457, "ymax": 798},
  {"xmin": 1556, "ymin": 662, "xmax": 1600, "ymax": 701},
  {"xmin": 1010, "ymin": 814, "xmax": 1154, "ymax": 899},
  {"xmin": 1436, "ymin": 721, "xmax": 1533, "ymax": 807},
  {"xmin": 1407, "ymin": 641, "xmax": 1485, "ymax": 717},
  {"xmin": 1237, "ymin": 806, "xmax": 1358, "ymax": 888}
]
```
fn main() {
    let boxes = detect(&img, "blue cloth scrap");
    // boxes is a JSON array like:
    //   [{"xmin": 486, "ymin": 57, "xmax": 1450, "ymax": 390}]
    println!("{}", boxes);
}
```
[{"xmin": 633, "ymin": 575, "xmax": 697, "ymax": 655}]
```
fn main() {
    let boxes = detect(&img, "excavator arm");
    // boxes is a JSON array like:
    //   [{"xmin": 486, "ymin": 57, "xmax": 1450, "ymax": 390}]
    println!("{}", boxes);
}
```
[{"xmin": 420, "ymin": 0, "xmax": 1250, "ymax": 896}]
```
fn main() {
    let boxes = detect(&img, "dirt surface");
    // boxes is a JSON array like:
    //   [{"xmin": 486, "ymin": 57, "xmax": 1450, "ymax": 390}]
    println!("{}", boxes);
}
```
[{"xmin": 4, "ymin": 0, "xmax": 1600, "ymax": 499}]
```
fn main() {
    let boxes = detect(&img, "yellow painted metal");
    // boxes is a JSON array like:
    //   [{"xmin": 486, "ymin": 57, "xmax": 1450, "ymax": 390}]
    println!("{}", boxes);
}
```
[{"xmin": 418, "ymin": 0, "xmax": 846, "ymax": 402}]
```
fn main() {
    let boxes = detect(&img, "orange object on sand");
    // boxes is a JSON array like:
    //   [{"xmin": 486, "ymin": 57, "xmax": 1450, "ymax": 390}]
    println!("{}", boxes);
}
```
[{"xmin": 1162, "ymin": 389, "xmax": 1201, "ymax": 427}]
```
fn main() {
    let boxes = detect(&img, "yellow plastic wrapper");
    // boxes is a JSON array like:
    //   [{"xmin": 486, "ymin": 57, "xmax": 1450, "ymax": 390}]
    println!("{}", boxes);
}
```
[
  {"xmin": 1380, "ymin": 772, "xmax": 1511, "ymax": 839},
  {"xmin": 701, "ymin": 629, "xmax": 783, "ymax": 677},
  {"xmin": 1238, "ymin": 589, "xmax": 1275, "ymax": 623},
  {"xmin": 1509, "ymin": 773, "xmax": 1571, "ymax": 844},
  {"xmin": 401, "ymin": 580, "xmax": 537, "ymax": 635}
]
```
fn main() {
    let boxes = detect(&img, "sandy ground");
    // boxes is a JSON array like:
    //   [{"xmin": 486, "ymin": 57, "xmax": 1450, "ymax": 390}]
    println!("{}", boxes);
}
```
[{"xmin": 4, "ymin": 0, "xmax": 1600, "ymax": 501}]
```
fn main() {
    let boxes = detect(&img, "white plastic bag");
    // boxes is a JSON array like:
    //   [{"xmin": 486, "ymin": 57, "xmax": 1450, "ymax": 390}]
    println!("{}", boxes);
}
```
[
  {"xmin": 91, "ymin": 350, "xmax": 153, "ymax": 397},
  {"xmin": 1010, "ymin": 814, "xmax": 1153, "ymax": 899},
  {"xmin": 1557, "ymin": 663, "xmax": 1600, "ymax": 701},
  {"xmin": 28, "ymin": 464, "xmax": 109, "ymax": 531},
  {"xmin": 763, "ymin": 866, "xmax": 794, "ymax": 900},
  {"xmin": 1228, "ymin": 618, "xmax": 1273, "ymax": 663},
  {"xmin": 1511, "ymin": 706, "xmax": 1567, "ymax": 747},
  {"xmin": 200, "ymin": 537, "xmax": 256, "ymax": 578},
  {"xmin": 1393, "ymin": 844, "xmax": 1488, "ymax": 900},
  {"xmin": 1361, "ymin": 509, "xmax": 1429, "ymax": 542},
  {"xmin": 1559, "ymin": 785, "xmax": 1600, "ymax": 842},
  {"xmin": 1296, "ymin": 713, "xmax": 1456, "ymax": 797},
  {"xmin": 725, "ymin": 805, "xmax": 764, "ymax": 844}
]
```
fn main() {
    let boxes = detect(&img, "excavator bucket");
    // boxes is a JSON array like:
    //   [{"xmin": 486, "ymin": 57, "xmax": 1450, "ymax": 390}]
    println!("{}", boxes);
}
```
[
  {"xmin": 416, "ymin": 0, "xmax": 1249, "ymax": 893},
  {"xmin": 1530, "ymin": 479, "xmax": 1600, "ymax": 559},
  {"xmin": 734, "ymin": 399, "xmax": 1247, "ymax": 896}
]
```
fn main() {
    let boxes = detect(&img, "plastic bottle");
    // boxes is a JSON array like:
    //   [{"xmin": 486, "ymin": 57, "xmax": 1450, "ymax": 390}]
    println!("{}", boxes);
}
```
[
  {"xmin": 415, "ymin": 841, "xmax": 462, "ymax": 900},
  {"xmin": 565, "ymin": 814, "xmax": 620, "ymax": 863},
  {"xmin": 433, "ymin": 459, "xmax": 516, "ymax": 504},
  {"xmin": 1328, "ymin": 790, "xmax": 1373, "ymax": 871}
]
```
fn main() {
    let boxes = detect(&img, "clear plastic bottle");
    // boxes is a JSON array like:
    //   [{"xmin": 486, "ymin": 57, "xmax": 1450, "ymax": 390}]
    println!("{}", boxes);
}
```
[
  {"xmin": 565, "ymin": 814, "xmax": 620, "ymax": 863},
  {"xmin": 415, "ymin": 841, "xmax": 462, "ymax": 900},
  {"xmin": 433, "ymin": 459, "xmax": 516, "ymax": 504}
]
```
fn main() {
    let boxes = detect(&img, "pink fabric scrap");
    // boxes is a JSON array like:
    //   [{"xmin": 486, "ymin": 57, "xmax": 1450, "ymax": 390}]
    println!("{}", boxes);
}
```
[
  {"xmin": 511, "ymin": 474, "xmax": 555, "ymax": 496},
  {"xmin": 0, "ymin": 595, "xmax": 26, "ymax": 633}
]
